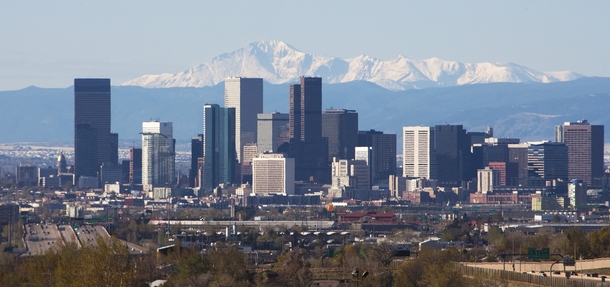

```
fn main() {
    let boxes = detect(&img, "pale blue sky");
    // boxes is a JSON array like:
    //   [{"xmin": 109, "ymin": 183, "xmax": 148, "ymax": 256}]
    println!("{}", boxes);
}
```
[{"xmin": 1, "ymin": 1, "xmax": 609, "ymax": 90}]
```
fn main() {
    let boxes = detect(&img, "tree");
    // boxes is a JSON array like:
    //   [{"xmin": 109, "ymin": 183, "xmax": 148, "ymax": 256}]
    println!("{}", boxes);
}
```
[
  {"xmin": 393, "ymin": 248, "xmax": 468, "ymax": 287},
  {"xmin": 276, "ymin": 249, "xmax": 313, "ymax": 287}
]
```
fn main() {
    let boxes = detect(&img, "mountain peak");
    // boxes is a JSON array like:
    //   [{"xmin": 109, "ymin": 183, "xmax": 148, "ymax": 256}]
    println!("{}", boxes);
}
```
[{"xmin": 121, "ymin": 41, "xmax": 582, "ymax": 90}]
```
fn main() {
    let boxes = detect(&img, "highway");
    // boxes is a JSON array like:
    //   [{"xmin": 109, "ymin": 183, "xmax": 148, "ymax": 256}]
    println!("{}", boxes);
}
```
[
  {"xmin": 58, "ymin": 224, "xmax": 81, "ymax": 248},
  {"xmin": 75, "ymin": 225, "xmax": 109, "ymax": 247},
  {"xmin": 23, "ymin": 223, "xmax": 63, "ymax": 256},
  {"xmin": 74, "ymin": 225, "xmax": 147, "ymax": 254}
]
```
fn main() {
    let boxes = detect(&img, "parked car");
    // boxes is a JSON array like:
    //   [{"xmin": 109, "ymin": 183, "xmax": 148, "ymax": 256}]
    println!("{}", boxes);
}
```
[{"xmin": 540, "ymin": 272, "xmax": 547, "ymax": 277}]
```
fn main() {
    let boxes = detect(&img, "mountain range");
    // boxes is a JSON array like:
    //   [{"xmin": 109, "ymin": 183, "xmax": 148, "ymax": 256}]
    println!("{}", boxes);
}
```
[
  {"xmin": 2, "ymin": 77, "xmax": 610, "ymax": 151},
  {"xmin": 121, "ymin": 41, "xmax": 582, "ymax": 91}
]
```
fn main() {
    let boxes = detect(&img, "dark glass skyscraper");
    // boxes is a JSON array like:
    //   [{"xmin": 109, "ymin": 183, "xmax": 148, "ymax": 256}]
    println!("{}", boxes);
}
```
[
  {"xmin": 129, "ymin": 147, "xmax": 142, "ymax": 185},
  {"xmin": 358, "ymin": 130, "xmax": 397, "ymax": 182},
  {"xmin": 435, "ymin": 125, "xmax": 471, "ymax": 187},
  {"xmin": 74, "ymin": 78, "xmax": 111, "ymax": 181},
  {"xmin": 322, "ymin": 109, "xmax": 358, "ymax": 161},
  {"xmin": 527, "ymin": 142, "xmax": 568, "ymax": 182},
  {"xmin": 190, "ymin": 134, "xmax": 203, "ymax": 187},
  {"xmin": 288, "ymin": 77, "xmax": 330, "ymax": 183},
  {"xmin": 203, "ymin": 104, "xmax": 236, "ymax": 193}
]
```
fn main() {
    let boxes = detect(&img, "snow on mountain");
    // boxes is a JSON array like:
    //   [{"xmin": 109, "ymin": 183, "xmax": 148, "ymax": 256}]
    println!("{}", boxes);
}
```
[{"xmin": 121, "ymin": 41, "xmax": 583, "ymax": 90}]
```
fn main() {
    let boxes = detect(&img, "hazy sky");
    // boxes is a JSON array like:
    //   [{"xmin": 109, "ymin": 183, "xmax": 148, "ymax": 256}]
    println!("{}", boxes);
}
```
[{"xmin": 1, "ymin": 1, "xmax": 609, "ymax": 91}]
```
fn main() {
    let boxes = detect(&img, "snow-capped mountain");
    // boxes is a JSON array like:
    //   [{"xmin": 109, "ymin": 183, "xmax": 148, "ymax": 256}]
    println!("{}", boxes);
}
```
[{"xmin": 121, "ymin": 41, "xmax": 582, "ymax": 90}]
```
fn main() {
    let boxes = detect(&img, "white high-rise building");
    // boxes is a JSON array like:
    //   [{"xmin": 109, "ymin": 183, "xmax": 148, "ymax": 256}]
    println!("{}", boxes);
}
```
[
  {"xmin": 252, "ymin": 154, "xmax": 295, "ymax": 195},
  {"xmin": 403, "ymin": 126, "xmax": 436, "ymax": 179},
  {"xmin": 224, "ymin": 77, "xmax": 263, "ymax": 163},
  {"xmin": 477, "ymin": 167, "xmax": 499, "ymax": 193},
  {"xmin": 142, "ymin": 121, "xmax": 175, "ymax": 188}
]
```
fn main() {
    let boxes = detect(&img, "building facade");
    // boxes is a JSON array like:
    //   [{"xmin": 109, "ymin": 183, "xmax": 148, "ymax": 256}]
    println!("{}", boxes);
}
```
[
  {"xmin": 322, "ymin": 109, "xmax": 358, "ymax": 161},
  {"xmin": 257, "ymin": 112, "xmax": 289, "ymax": 153},
  {"xmin": 142, "ymin": 121, "xmax": 175, "ymax": 187},
  {"xmin": 252, "ymin": 154, "xmax": 295, "ymax": 195},
  {"xmin": 403, "ymin": 126, "xmax": 436, "ymax": 180},
  {"xmin": 527, "ymin": 141, "xmax": 568, "ymax": 182},
  {"xmin": 358, "ymin": 130, "xmax": 397, "ymax": 182},
  {"xmin": 435, "ymin": 125, "xmax": 471, "ymax": 187},
  {"xmin": 288, "ymin": 77, "xmax": 330, "ymax": 183},
  {"xmin": 74, "ymin": 78, "xmax": 111, "ymax": 181},
  {"xmin": 190, "ymin": 134, "xmax": 203, "ymax": 187},
  {"xmin": 555, "ymin": 120, "xmax": 604, "ymax": 186},
  {"xmin": 203, "ymin": 104, "xmax": 236, "ymax": 193},
  {"xmin": 224, "ymin": 77, "xmax": 263, "ymax": 163},
  {"xmin": 129, "ymin": 147, "xmax": 142, "ymax": 185}
]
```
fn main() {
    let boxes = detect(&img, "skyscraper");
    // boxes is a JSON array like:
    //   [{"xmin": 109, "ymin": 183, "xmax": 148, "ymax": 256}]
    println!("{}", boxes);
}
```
[
  {"xmin": 358, "ymin": 130, "xmax": 397, "ymax": 182},
  {"xmin": 142, "ymin": 121, "xmax": 175, "ymax": 187},
  {"xmin": 224, "ymin": 77, "xmax": 263, "ymax": 163},
  {"xmin": 527, "ymin": 141, "xmax": 568, "ymax": 182},
  {"xmin": 402, "ymin": 126, "xmax": 436, "ymax": 180},
  {"xmin": 555, "ymin": 120, "xmax": 604, "ymax": 186},
  {"xmin": 300, "ymin": 77, "xmax": 323, "ymax": 140},
  {"xmin": 288, "ymin": 77, "xmax": 330, "ymax": 183},
  {"xmin": 74, "ymin": 78, "xmax": 111, "ymax": 181},
  {"xmin": 203, "ymin": 104, "xmax": 236, "ymax": 192},
  {"xmin": 129, "ymin": 147, "xmax": 142, "ymax": 185},
  {"xmin": 257, "ymin": 112, "xmax": 289, "ymax": 153},
  {"xmin": 322, "ymin": 109, "xmax": 359, "ymax": 161},
  {"xmin": 110, "ymin": 132, "xmax": 119, "ymax": 165},
  {"xmin": 252, "ymin": 153, "xmax": 295, "ymax": 195},
  {"xmin": 435, "ymin": 125, "xmax": 471, "ymax": 187},
  {"xmin": 190, "ymin": 134, "xmax": 203, "ymax": 187}
]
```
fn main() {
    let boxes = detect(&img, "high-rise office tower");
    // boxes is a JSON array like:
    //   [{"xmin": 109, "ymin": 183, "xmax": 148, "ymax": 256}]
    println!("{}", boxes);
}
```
[
  {"xmin": 252, "ymin": 153, "xmax": 295, "ymax": 195},
  {"xmin": 129, "ymin": 147, "xmax": 142, "ymax": 185},
  {"xmin": 555, "ymin": 120, "xmax": 604, "ymax": 186},
  {"xmin": 110, "ymin": 132, "xmax": 119, "ymax": 165},
  {"xmin": 74, "ymin": 78, "xmax": 111, "ymax": 181},
  {"xmin": 358, "ymin": 130, "xmax": 397, "ymax": 182},
  {"xmin": 203, "ymin": 104, "xmax": 236, "ymax": 192},
  {"xmin": 224, "ymin": 77, "xmax": 263, "ymax": 163},
  {"xmin": 508, "ymin": 143, "xmax": 529, "ymax": 186},
  {"xmin": 257, "ymin": 112, "xmax": 290, "ymax": 153},
  {"xmin": 477, "ymin": 167, "xmax": 500, "ymax": 193},
  {"xmin": 190, "ymin": 134, "xmax": 203, "ymax": 187},
  {"xmin": 288, "ymin": 77, "xmax": 330, "ymax": 183},
  {"xmin": 142, "ymin": 121, "xmax": 175, "ymax": 187},
  {"xmin": 354, "ymin": 146, "xmax": 373, "ymax": 189},
  {"xmin": 527, "ymin": 141, "xmax": 568, "ymax": 182},
  {"xmin": 435, "ymin": 125, "xmax": 471, "ymax": 187},
  {"xmin": 322, "ymin": 109, "xmax": 358, "ymax": 161},
  {"xmin": 402, "ymin": 126, "xmax": 436, "ymax": 180},
  {"xmin": 289, "ymin": 84, "xmax": 301, "ymax": 140},
  {"xmin": 300, "ymin": 77, "xmax": 323, "ymax": 140}
]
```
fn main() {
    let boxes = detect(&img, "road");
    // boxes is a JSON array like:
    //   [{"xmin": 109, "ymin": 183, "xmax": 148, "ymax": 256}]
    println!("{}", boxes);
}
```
[
  {"xmin": 23, "ymin": 223, "xmax": 63, "ymax": 256},
  {"xmin": 58, "ymin": 225, "xmax": 80, "ymax": 248},
  {"xmin": 74, "ymin": 225, "xmax": 147, "ymax": 254},
  {"xmin": 75, "ymin": 224, "xmax": 110, "ymax": 247}
]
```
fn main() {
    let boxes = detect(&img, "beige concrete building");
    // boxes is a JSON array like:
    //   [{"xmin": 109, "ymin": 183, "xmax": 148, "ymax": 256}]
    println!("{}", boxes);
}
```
[{"xmin": 252, "ymin": 154, "xmax": 295, "ymax": 195}]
